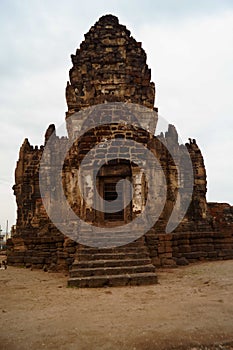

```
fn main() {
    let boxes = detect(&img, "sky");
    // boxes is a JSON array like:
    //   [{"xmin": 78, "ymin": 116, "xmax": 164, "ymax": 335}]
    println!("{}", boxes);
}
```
[{"xmin": 0, "ymin": 0, "xmax": 233, "ymax": 232}]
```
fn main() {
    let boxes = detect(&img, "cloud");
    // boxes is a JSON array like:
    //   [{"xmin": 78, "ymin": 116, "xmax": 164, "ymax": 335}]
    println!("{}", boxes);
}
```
[{"xmin": 137, "ymin": 10, "xmax": 233, "ymax": 203}]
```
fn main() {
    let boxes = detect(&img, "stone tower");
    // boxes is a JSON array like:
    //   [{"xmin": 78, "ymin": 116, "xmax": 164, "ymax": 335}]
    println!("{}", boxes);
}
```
[
  {"xmin": 66, "ymin": 15, "xmax": 155, "ymax": 114},
  {"xmin": 7, "ymin": 15, "xmax": 233, "ymax": 287}
]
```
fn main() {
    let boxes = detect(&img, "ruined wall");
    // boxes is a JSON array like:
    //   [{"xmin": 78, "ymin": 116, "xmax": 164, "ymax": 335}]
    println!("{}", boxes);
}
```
[
  {"xmin": 145, "ymin": 229, "xmax": 233, "ymax": 267},
  {"xmin": 208, "ymin": 203, "xmax": 233, "ymax": 234},
  {"xmin": 7, "ymin": 130, "xmax": 77, "ymax": 271},
  {"xmin": 13, "ymin": 139, "xmax": 44, "ymax": 229}
]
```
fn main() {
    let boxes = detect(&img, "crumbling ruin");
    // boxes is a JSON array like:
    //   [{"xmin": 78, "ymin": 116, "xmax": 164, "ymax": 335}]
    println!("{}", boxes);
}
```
[{"xmin": 7, "ymin": 15, "xmax": 233, "ymax": 287}]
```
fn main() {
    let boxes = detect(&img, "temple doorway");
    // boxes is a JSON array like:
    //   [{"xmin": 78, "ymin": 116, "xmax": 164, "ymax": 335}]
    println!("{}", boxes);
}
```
[{"xmin": 96, "ymin": 162, "xmax": 132, "ymax": 225}]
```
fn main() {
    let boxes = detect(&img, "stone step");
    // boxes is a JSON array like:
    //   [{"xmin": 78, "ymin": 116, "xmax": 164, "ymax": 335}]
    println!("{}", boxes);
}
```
[
  {"xmin": 79, "ymin": 240, "xmax": 146, "ymax": 253},
  {"xmin": 68, "ymin": 234, "xmax": 157, "ymax": 288},
  {"xmin": 68, "ymin": 272, "xmax": 158, "ymax": 288},
  {"xmin": 71, "ymin": 258, "xmax": 152, "ymax": 269},
  {"xmin": 77, "ymin": 238, "xmax": 143, "ymax": 247},
  {"xmin": 76, "ymin": 234, "xmax": 144, "ymax": 247},
  {"xmin": 78, "ymin": 231, "xmax": 139, "ymax": 235},
  {"xmin": 77, "ymin": 251, "xmax": 149, "ymax": 261},
  {"xmin": 77, "ymin": 241, "xmax": 142, "ymax": 248},
  {"xmin": 77, "ymin": 231, "xmax": 141, "ymax": 237},
  {"xmin": 70, "ymin": 264, "xmax": 156, "ymax": 277},
  {"xmin": 78, "ymin": 246, "xmax": 148, "ymax": 254}
]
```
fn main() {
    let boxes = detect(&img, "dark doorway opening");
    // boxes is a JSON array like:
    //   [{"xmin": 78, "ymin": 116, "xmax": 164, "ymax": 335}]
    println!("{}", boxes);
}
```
[
  {"xmin": 96, "ymin": 161, "xmax": 132, "ymax": 225},
  {"xmin": 103, "ymin": 178, "xmax": 124, "ymax": 221}
]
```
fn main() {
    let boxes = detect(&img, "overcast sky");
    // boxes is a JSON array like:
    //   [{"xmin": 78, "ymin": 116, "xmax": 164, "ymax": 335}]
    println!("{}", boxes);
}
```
[{"xmin": 0, "ymin": 0, "xmax": 233, "ymax": 231}]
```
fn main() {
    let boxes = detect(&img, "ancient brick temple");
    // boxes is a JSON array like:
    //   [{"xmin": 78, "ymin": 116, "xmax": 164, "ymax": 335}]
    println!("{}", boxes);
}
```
[{"xmin": 7, "ymin": 15, "xmax": 233, "ymax": 287}]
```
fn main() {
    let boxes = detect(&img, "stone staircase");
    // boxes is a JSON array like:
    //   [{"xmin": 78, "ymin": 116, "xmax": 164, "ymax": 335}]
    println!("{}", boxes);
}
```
[{"xmin": 67, "ymin": 235, "xmax": 157, "ymax": 287}]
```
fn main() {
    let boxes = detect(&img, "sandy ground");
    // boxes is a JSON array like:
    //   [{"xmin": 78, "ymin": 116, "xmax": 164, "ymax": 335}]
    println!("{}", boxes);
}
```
[{"xmin": 1, "ymin": 257, "xmax": 233, "ymax": 350}]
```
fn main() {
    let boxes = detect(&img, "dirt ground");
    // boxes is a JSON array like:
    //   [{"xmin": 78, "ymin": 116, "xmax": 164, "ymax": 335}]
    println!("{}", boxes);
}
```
[{"xmin": 1, "ymin": 256, "xmax": 233, "ymax": 350}]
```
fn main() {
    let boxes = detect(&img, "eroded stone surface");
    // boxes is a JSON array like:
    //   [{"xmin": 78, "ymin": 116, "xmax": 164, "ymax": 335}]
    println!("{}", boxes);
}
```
[{"xmin": 7, "ymin": 15, "xmax": 233, "ymax": 279}]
